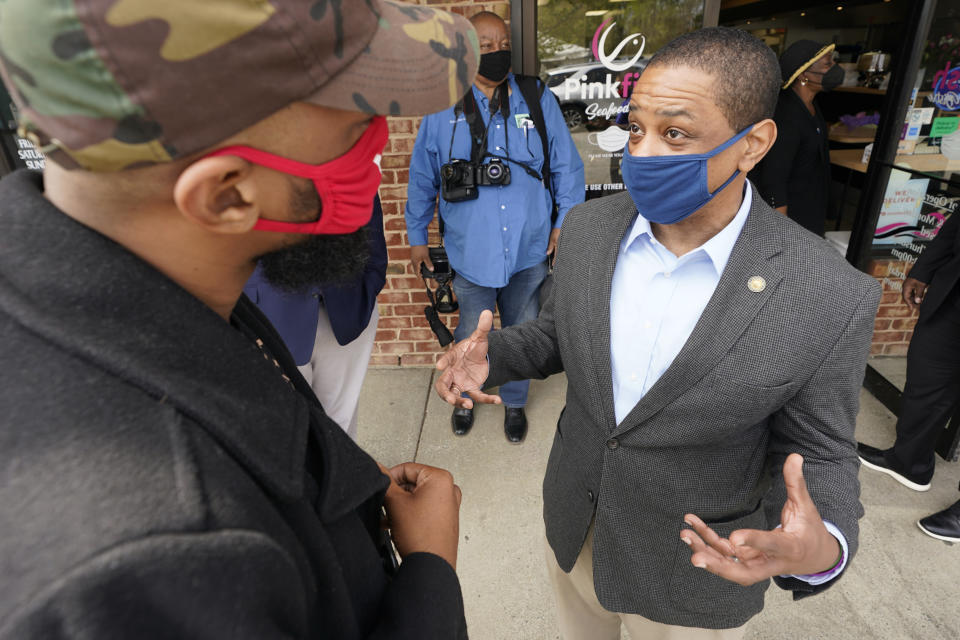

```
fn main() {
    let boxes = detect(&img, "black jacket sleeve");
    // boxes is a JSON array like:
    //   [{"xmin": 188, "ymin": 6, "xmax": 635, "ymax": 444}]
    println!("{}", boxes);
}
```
[
  {"xmin": 369, "ymin": 553, "xmax": 468, "ymax": 640},
  {"xmin": 3, "ymin": 532, "xmax": 466, "ymax": 640},
  {"xmin": 3, "ymin": 531, "xmax": 309, "ymax": 639},
  {"xmin": 908, "ymin": 211, "xmax": 959, "ymax": 283}
]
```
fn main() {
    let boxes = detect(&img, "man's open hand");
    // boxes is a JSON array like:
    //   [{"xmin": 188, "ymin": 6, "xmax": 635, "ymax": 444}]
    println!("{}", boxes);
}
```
[
  {"xmin": 680, "ymin": 454, "xmax": 841, "ymax": 586},
  {"xmin": 435, "ymin": 309, "xmax": 502, "ymax": 409}
]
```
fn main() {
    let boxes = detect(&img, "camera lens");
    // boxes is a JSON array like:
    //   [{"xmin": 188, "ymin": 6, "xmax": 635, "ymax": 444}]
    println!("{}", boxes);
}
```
[
  {"xmin": 486, "ymin": 163, "xmax": 502, "ymax": 179},
  {"xmin": 441, "ymin": 165, "xmax": 455, "ymax": 179}
]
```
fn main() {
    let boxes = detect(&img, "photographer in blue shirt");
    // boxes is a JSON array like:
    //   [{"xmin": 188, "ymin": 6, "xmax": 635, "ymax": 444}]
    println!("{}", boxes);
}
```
[{"xmin": 405, "ymin": 11, "xmax": 584, "ymax": 442}]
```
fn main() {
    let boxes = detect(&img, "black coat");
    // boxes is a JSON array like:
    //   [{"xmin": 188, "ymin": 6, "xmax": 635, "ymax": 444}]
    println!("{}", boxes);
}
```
[
  {"xmin": 0, "ymin": 171, "xmax": 467, "ymax": 639},
  {"xmin": 909, "ymin": 210, "xmax": 960, "ymax": 322},
  {"xmin": 749, "ymin": 89, "xmax": 831, "ymax": 236}
]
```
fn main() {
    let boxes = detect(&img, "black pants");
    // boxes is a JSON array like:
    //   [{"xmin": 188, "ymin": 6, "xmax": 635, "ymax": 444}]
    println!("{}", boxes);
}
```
[{"xmin": 890, "ymin": 296, "xmax": 960, "ymax": 482}]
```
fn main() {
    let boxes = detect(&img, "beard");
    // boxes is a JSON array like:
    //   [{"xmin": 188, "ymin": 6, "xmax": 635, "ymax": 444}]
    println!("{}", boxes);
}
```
[{"xmin": 257, "ymin": 181, "xmax": 371, "ymax": 293}]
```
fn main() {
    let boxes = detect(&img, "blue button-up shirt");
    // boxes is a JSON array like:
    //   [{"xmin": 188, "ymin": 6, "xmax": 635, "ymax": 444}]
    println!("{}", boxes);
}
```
[
  {"xmin": 609, "ymin": 183, "xmax": 847, "ymax": 583},
  {"xmin": 405, "ymin": 74, "xmax": 585, "ymax": 288}
]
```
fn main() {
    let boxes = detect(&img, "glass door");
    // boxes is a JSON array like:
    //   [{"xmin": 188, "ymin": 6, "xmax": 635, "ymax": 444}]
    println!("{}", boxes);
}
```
[
  {"xmin": 849, "ymin": 0, "xmax": 960, "ymax": 459},
  {"xmin": 536, "ymin": 0, "xmax": 707, "ymax": 200}
]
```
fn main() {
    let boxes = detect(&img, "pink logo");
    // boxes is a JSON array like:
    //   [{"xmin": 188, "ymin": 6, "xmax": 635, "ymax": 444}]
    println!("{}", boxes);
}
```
[{"xmin": 591, "ymin": 19, "xmax": 646, "ymax": 72}]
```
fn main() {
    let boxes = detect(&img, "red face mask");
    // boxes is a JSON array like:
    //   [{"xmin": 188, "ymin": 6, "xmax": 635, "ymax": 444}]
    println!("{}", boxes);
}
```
[{"xmin": 204, "ymin": 116, "xmax": 388, "ymax": 235}]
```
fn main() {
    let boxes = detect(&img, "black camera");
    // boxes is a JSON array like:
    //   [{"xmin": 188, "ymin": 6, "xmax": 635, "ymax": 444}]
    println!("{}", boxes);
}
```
[
  {"xmin": 476, "ymin": 158, "xmax": 511, "ymax": 187},
  {"xmin": 440, "ymin": 158, "xmax": 511, "ymax": 202},
  {"xmin": 440, "ymin": 159, "xmax": 478, "ymax": 203},
  {"xmin": 420, "ymin": 247, "xmax": 457, "ymax": 346}
]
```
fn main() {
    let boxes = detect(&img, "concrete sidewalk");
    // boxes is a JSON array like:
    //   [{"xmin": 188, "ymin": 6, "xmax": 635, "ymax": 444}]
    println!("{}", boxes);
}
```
[{"xmin": 357, "ymin": 369, "xmax": 959, "ymax": 640}]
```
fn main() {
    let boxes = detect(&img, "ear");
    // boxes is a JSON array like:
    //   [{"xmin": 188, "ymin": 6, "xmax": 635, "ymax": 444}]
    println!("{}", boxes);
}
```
[
  {"xmin": 737, "ymin": 118, "xmax": 777, "ymax": 173},
  {"xmin": 172, "ymin": 156, "xmax": 263, "ymax": 234}
]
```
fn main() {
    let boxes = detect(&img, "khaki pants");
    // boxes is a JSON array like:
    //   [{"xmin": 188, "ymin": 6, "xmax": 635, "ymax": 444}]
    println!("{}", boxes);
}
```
[{"xmin": 546, "ymin": 523, "xmax": 748, "ymax": 640}]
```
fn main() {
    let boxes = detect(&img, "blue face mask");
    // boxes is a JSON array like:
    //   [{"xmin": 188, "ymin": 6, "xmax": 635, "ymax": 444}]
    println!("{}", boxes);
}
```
[{"xmin": 621, "ymin": 125, "xmax": 753, "ymax": 225}]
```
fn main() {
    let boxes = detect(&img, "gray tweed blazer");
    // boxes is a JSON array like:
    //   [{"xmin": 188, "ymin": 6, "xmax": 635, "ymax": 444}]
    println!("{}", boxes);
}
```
[{"xmin": 487, "ymin": 187, "xmax": 880, "ymax": 629}]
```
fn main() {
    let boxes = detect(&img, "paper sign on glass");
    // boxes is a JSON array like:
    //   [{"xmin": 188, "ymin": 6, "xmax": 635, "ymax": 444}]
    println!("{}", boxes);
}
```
[{"xmin": 931, "ymin": 116, "xmax": 960, "ymax": 137}]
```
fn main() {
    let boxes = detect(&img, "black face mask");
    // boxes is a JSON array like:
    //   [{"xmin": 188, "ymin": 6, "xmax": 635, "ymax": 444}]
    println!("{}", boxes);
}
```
[
  {"xmin": 809, "ymin": 65, "xmax": 844, "ymax": 91},
  {"xmin": 478, "ymin": 50, "xmax": 511, "ymax": 83}
]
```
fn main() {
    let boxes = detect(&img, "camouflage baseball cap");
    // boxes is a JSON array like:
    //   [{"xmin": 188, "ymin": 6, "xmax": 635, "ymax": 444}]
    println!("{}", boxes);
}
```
[{"xmin": 0, "ymin": 0, "xmax": 479, "ymax": 172}]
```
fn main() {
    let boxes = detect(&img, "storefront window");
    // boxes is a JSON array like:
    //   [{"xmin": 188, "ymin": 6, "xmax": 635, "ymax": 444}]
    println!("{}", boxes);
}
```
[
  {"xmin": 860, "ymin": 1, "xmax": 960, "ymax": 395},
  {"xmin": 537, "ymin": 0, "xmax": 706, "ymax": 199}
]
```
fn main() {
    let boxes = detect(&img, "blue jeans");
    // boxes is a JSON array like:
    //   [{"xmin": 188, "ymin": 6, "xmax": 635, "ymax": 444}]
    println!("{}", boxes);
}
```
[{"xmin": 452, "ymin": 261, "xmax": 549, "ymax": 408}]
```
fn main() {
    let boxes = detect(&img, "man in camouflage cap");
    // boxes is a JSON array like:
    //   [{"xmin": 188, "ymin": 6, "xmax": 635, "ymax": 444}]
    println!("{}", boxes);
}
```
[{"xmin": 0, "ymin": 1, "xmax": 479, "ymax": 637}]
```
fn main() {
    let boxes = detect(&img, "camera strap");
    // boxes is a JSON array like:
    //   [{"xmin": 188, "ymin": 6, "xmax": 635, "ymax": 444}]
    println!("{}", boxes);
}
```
[
  {"xmin": 491, "ymin": 83, "xmax": 511, "ymax": 164},
  {"xmin": 460, "ymin": 84, "xmax": 533, "ymax": 173},
  {"xmin": 459, "ymin": 85, "xmax": 502, "ymax": 165},
  {"xmin": 447, "ymin": 81, "xmax": 549, "ymax": 199},
  {"xmin": 514, "ymin": 74, "xmax": 559, "ymax": 224}
]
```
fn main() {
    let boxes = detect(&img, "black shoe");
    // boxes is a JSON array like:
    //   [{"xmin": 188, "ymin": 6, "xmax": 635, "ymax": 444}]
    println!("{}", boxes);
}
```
[
  {"xmin": 504, "ymin": 407, "xmax": 527, "ymax": 443},
  {"xmin": 857, "ymin": 442, "xmax": 932, "ymax": 491},
  {"xmin": 918, "ymin": 500, "xmax": 960, "ymax": 542},
  {"xmin": 451, "ymin": 407, "xmax": 474, "ymax": 436}
]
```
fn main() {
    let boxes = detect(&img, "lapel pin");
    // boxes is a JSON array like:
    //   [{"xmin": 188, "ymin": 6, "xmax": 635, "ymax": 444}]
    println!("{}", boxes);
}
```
[{"xmin": 748, "ymin": 276, "xmax": 766, "ymax": 292}]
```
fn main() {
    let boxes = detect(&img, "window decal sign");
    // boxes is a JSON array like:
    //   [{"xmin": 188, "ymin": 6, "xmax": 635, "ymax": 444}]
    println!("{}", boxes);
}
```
[
  {"xmin": 592, "ymin": 20, "xmax": 646, "ymax": 72},
  {"xmin": 588, "ymin": 125, "xmax": 630, "ymax": 153},
  {"xmin": 931, "ymin": 63, "xmax": 960, "ymax": 111}
]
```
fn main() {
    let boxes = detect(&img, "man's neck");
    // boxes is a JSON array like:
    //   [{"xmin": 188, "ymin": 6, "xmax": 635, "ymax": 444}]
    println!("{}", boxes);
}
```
[
  {"xmin": 43, "ymin": 170, "xmax": 254, "ymax": 321},
  {"xmin": 650, "ymin": 179, "xmax": 746, "ymax": 257},
  {"xmin": 473, "ymin": 77, "xmax": 509, "ymax": 101}
]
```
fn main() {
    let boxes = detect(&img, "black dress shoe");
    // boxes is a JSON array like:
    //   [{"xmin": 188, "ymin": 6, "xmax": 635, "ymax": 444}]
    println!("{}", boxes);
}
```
[
  {"xmin": 504, "ymin": 407, "xmax": 527, "ymax": 443},
  {"xmin": 918, "ymin": 500, "xmax": 960, "ymax": 542},
  {"xmin": 857, "ymin": 442, "xmax": 932, "ymax": 491},
  {"xmin": 451, "ymin": 407, "xmax": 474, "ymax": 436}
]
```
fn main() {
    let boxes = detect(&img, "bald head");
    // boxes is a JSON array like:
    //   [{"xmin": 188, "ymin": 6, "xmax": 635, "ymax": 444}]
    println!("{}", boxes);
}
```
[
  {"xmin": 469, "ymin": 10, "xmax": 505, "ymax": 29},
  {"xmin": 470, "ymin": 9, "xmax": 510, "ymax": 73}
]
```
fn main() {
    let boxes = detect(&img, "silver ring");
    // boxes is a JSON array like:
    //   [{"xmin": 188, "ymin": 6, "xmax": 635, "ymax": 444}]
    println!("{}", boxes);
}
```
[{"xmin": 731, "ymin": 556, "xmax": 740, "ymax": 563}]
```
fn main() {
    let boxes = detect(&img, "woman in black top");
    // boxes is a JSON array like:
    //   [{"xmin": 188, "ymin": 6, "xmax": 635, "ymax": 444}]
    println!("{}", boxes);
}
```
[{"xmin": 750, "ymin": 41, "xmax": 844, "ymax": 236}]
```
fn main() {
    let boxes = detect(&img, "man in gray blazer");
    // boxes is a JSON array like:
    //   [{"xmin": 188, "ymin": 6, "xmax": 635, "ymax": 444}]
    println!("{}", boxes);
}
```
[{"xmin": 436, "ymin": 28, "xmax": 880, "ymax": 639}]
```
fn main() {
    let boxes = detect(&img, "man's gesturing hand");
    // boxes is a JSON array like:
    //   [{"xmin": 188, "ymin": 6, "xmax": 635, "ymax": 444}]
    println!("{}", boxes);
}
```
[
  {"xmin": 435, "ymin": 309, "xmax": 502, "ymax": 409},
  {"xmin": 380, "ymin": 462, "xmax": 462, "ymax": 570},
  {"xmin": 680, "ymin": 454, "xmax": 842, "ymax": 586}
]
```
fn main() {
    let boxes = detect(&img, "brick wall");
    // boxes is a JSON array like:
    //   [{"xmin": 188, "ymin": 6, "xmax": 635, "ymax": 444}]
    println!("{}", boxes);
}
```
[
  {"xmin": 372, "ymin": 0, "xmax": 511, "ymax": 367},
  {"xmin": 867, "ymin": 258, "xmax": 919, "ymax": 357}
]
